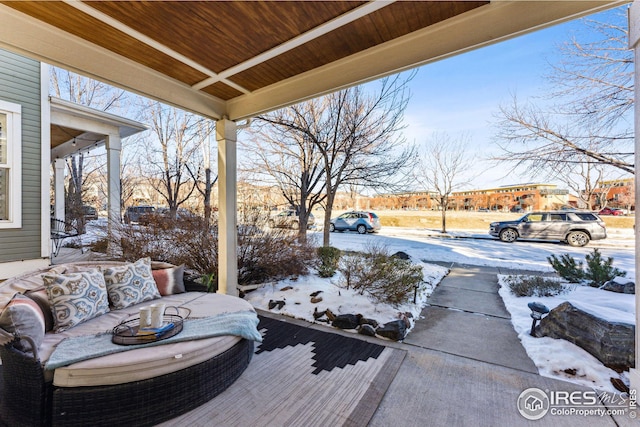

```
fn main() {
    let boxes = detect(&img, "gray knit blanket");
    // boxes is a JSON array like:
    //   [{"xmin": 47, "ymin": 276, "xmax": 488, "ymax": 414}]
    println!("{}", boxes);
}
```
[{"xmin": 45, "ymin": 311, "xmax": 262, "ymax": 370}]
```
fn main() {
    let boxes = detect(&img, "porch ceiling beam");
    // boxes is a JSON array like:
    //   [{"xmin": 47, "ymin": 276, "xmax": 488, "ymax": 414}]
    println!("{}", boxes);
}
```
[
  {"xmin": 226, "ymin": 0, "xmax": 620, "ymax": 120},
  {"xmin": 194, "ymin": 0, "xmax": 396, "ymax": 90},
  {"xmin": 62, "ymin": 0, "xmax": 250, "ymax": 95},
  {"xmin": 0, "ymin": 4, "xmax": 227, "ymax": 120}
]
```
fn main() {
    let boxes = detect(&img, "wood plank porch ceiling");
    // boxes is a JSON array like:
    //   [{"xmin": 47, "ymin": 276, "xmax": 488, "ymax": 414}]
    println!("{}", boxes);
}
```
[{"xmin": 0, "ymin": 1, "xmax": 622, "ymax": 121}]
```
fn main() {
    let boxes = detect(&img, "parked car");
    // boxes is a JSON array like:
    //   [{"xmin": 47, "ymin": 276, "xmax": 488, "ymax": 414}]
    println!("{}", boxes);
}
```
[
  {"xmin": 82, "ymin": 205, "xmax": 98, "ymax": 221},
  {"xmin": 329, "ymin": 211, "xmax": 381, "ymax": 234},
  {"xmin": 598, "ymin": 207, "xmax": 624, "ymax": 216},
  {"xmin": 268, "ymin": 210, "xmax": 315, "ymax": 229},
  {"xmin": 489, "ymin": 211, "xmax": 606, "ymax": 247},
  {"xmin": 123, "ymin": 205, "xmax": 155, "ymax": 224},
  {"xmin": 151, "ymin": 207, "xmax": 197, "ymax": 220}
]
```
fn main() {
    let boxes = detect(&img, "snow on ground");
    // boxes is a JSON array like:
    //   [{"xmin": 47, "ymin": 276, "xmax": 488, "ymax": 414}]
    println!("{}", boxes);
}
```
[
  {"xmin": 498, "ymin": 276, "xmax": 635, "ymax": 393},
  {"xmin": 244, "ymin": 260, "xmax": 448, "ymax": 335},
  {"xmin": 246, "ymin": 226, "xmax": 636, "ymax": 393}
]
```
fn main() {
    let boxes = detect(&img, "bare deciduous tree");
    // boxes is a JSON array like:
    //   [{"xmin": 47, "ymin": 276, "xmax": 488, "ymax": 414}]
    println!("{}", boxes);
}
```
[
  {"xmin": 554, "ymin": 160, "xmax": 612, "ymax": 210},
  {"xmin": 247, "ymin": 102, "xmax": 327, "ymax": 241},
  {"xmin": 418, "ymin": 133, "xmax": 472, "ymax": 233},
  {"xmin": 493, "ymin": 9, "xmax": 634, "ymax": 177},
  {"xmin": 615, "ymin": 180, "xmax": 635, "ymax": 212},
  {"xmin": 186, "ymin": 121, "xmax": 217, "ymax": 225},
  {"xmin": 140, "ymin": 101, "xmax": 202, "ymax": 217},
  {"xmin": 50, "ymin": 67, "xmax": 128, "ymax": 231},
  {"xmin": 253, "ymin": 74, "xmax": 415, "ymax": 246}
]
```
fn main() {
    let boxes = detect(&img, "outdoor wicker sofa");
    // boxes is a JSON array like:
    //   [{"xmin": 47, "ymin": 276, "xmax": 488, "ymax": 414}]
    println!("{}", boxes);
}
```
[{"xmin": 0, "ymin": 259, "xmax": 261, "ymax": 427}]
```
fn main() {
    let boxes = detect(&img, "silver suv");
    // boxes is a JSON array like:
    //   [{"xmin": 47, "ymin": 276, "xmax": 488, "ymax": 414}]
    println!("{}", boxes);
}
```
[
  {"xmin": 329, "ymin": 211, "xmax": 381, "ymax": 234},
  {"xmin": 268, "ymin": 210, "xmax": 315, "ymax": 229},
  {"xmin": 489, "ymin": 211, "xmax": 607, "ymax": 247}
]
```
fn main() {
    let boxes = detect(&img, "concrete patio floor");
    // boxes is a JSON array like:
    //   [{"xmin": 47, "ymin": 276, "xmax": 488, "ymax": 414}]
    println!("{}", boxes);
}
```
[{"xmin": 368, "ymin": 265, "xmax": 634, "ymax": 427}]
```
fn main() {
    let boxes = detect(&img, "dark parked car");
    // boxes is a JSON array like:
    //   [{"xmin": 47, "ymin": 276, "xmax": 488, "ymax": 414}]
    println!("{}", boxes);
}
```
[
  {"xmin": 82, "ymin": 205, "xmax": 98, "ymax": 220},
  {"xmin": 489, "ymin": 211, "xmax": 606, "ymax": 247},
  {"xmin": 123, "ymin": 205, "xmax": 155, "ymax": 224},
  {"xmin": 329, "ymin": 211, "xmax": 381, "ymax": 234}
]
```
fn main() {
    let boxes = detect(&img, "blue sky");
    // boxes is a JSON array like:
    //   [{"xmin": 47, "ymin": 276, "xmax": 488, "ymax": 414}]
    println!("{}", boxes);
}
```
[{"xmin": 402, "ymin": 6, "xmax": 626, "ymax": 190}]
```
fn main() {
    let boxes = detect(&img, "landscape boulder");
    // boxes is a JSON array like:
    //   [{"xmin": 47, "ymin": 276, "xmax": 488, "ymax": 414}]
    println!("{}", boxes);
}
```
[
  {"xmin": 600, "ymin": 280, "xmax": 635, "ymax": 295},
  {"xmin": 359, "ymin": 317, "xmax": 379, "ymax": 328},
  {"xmin": 536, "ymin": 301, "xmax": 635, "ymax": 370},
  {"xmin": 358, "ymin": 324, "xmax": 377, "ymax": 337},
  {"xmin": 332, "ymin": 314, "xmax": 361, "ymax": 330},
  {"xmin": 391, "ymin": 251, "xmax": 411, "ymax": 260},
  {"xmin": 376, "ymin": 319, "xmax": 407, "ymax": 341}
]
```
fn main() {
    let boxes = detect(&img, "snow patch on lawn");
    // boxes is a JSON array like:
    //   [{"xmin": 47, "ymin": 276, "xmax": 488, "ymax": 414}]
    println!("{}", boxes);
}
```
[
  {"xmin": 498, "ymin": 276, "xmax": 634, "ymax": 393},
  {"xmin": 244, "ymin": 260, "xmax": 449, "ymax": 335}
]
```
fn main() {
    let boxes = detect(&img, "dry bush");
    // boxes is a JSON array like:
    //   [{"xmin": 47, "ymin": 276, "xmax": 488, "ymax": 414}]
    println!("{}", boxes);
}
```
[
  {"xmin": 112, "ymin": 211, "xmax": 315, "ymax": 286},
  {"xmin": 337, "ymin": 242, "xmax": 423, "ymax": 306},
  {"xmin": 237, "ymin": 217, "xmax": 317, "ymax": 285},
  {"xmin": 89, "ymin": 237, "xmax": 108, "ymax": 254},
  {"xmin": 117, "ymin": 214, "xmax": 189, "ymax": 263},
  {"xmin": 504, "ymin": 275, "xmax": 568, "ymax": 297}
]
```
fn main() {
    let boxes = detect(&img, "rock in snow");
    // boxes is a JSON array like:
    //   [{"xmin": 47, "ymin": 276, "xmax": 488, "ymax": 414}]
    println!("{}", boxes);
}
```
[{"xmin": 536, "ymin": 301, "xmax": 635, "ymax": 371}]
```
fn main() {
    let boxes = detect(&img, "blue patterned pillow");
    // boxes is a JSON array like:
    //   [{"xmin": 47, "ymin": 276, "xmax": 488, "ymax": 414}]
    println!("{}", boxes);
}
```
[
  {"xmin": 103, "ymin": 257, "xmax": 161, "ymax": 309},
  {"xmin": 43, "ymin": 269, "xmax": 110, "ymax": 333}
]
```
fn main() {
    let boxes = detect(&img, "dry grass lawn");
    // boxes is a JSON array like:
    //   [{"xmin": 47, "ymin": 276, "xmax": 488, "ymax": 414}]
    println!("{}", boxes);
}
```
[{"xmin": 329, "ymin": 209, "xmax": 634, "ymax": 231}]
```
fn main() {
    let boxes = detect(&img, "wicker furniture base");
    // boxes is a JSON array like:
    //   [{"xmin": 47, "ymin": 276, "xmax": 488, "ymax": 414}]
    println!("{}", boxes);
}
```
[
  {"xmin": 0, "ymin": 340, "xmax": 52, "ymax": 427},
  {"xmin": 1, "ymin": 338, "xmax": 253, "ymax": 427}
]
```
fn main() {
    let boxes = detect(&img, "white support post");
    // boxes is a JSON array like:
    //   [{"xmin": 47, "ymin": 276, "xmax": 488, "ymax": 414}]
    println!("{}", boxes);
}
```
[
  {"xmin": 105, "ymin": 133, "xmax": 121, "ymax": 255},
  {"xmin": 216, "ymin": 118, "xmax": 238, "ymax": 296},
  {"xmin": 628, "ymin": 0, "xmax": 640, "ymax": 397},
  {"xmin": 54, "ymin": 158, "xmax": 65, "ymax": 221}
]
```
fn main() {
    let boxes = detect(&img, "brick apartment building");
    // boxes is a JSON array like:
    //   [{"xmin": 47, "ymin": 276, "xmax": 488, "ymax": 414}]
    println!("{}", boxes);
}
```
[
  {"xmin": 369, "ymin": 183, "xmax": 571, "ymax": 212},
  {"xmin": 451, "ymin": 183, "xmax": 570, "ymax": 212},
  {"xmin": 593, "ymin": 178, "xmax": 635, "ymax": 211}
]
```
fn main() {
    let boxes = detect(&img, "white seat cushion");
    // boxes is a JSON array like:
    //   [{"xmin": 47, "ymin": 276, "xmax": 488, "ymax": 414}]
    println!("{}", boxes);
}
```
[
  {"xmin": 53, "ymin": 334, "xmax": 240, "ymax": 387},
  {"xmin": 42, "ymin": 292, "xmax": 256, "ymax": 386}
]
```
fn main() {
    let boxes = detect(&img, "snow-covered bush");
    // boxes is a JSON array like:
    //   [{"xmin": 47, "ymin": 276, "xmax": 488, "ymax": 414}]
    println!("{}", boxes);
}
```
[
  {"xmin": 504, "ymin": 275, "xmax": 567, "ymax": 297},
  {"xmin": 337, "ymin": 243, "xmax": 423, "ymax": 306}
]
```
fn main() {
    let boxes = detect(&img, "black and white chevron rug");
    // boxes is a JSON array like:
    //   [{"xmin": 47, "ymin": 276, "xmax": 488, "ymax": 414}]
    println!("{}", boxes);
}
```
[{"xmin": 161, "ymin": 314, "xmax": 406, "ymax": 427}]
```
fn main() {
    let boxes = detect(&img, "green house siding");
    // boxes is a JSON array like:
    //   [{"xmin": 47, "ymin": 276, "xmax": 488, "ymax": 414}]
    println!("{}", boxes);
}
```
[{"xmin": 0, "ymin": 49, "xmax": 43, "ymax": 262}]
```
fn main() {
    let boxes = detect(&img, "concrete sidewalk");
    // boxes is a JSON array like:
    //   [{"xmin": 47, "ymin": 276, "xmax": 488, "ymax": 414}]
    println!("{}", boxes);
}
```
[{"xmin": 368, "ymin": 264, "xmax": 634, "ymax": 427}]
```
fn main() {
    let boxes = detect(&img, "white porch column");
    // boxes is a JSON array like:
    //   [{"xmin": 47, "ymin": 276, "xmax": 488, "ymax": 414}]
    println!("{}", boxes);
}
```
[
  {"xmin": 53, "ymin": 158, "xmax": 65, "ymax": 221},
  {"xmin": 105, "ymin": 133, "xmax": 121, "ymax": 253},
  {"xmin": 629, "ymin": 0, "xmax": 640, "ymax": 397},
  {"xmin": 216, "ymin": 118, "xmax": 238, "ymax": 296}
]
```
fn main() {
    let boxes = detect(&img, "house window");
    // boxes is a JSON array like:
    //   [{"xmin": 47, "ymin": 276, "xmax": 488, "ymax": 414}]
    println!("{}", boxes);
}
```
[{"xmin": 0, "ymin": 100, "xmax": 22, "ymax": 228}]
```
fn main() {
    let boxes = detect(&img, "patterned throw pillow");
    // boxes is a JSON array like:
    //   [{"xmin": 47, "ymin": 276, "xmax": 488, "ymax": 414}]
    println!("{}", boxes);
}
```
[
  {"xmin": 43, "ymin": 269, "xmax": 110, "ymax": 333},
  {"xmin": 103, "ymin": 257, "xmax": 161, "ymax": 309},
  {"xmin": 152, "ymin": 265, "xmax": 185, "ymax": 296},
  {"xmin": 0, "ymin": 294, "xmax": 46, "ymax": 354}
]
